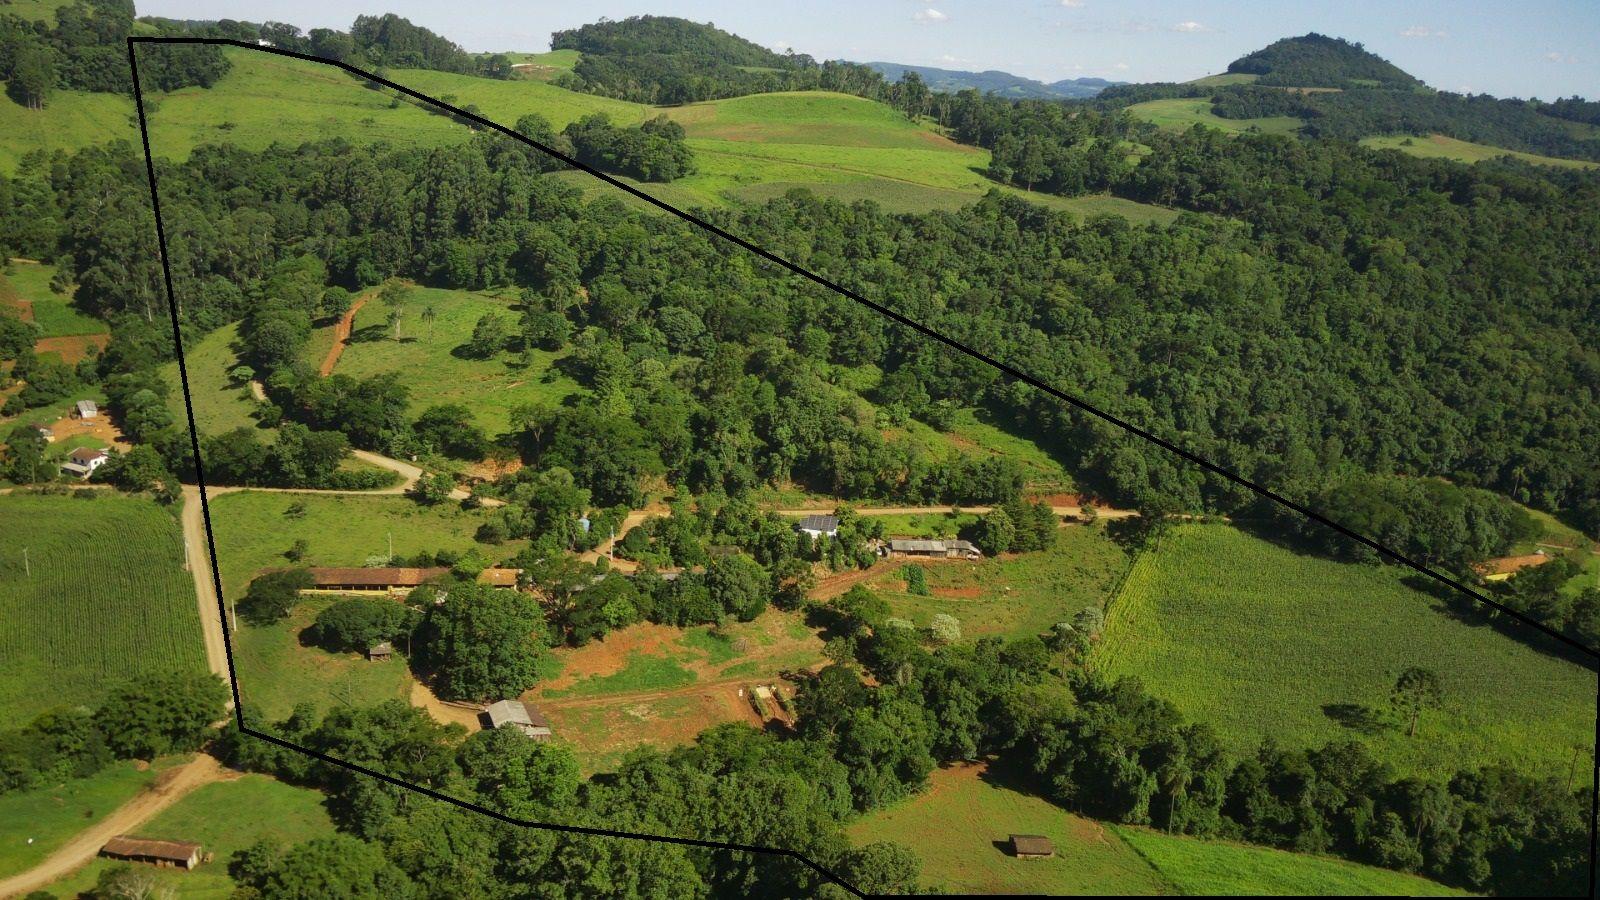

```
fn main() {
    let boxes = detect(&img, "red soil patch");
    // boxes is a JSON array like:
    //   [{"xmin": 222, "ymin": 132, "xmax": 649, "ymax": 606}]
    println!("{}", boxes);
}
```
[
  {"xmin": 1027, "ymin": 492, "xmax": 1092, "ymax": 507},
  {"xmin": 318, "ymin": 292, "xmax": 371, "ymax": 376},
  {"xmin": 34, "ymin": 333, "xmax": 108, "ymax": 365},
  {"xmin": 932, "ymin": 586, "xmax": 984, "ymax": 599},
  {"xmin": 536, "ymin": 622, "xmax": 687, "ymax": 692},
  {"xmin": 2, "ymin": 299, "xmax": 34, "ymax": 323},
  {"xmin": 44, "ymin": 413, "xmax": 127, "ymax": 450}
]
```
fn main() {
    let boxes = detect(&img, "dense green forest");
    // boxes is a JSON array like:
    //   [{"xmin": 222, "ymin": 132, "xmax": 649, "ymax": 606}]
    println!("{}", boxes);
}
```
[{"xmin": 1226, "ymin": 33, "xmax": 1424, "ymax": 89}]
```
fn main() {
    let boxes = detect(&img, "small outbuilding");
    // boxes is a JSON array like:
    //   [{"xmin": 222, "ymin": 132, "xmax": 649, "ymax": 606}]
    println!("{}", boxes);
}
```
[
  {"xmin": 32, "ymin": 424, "xmax": 54, "ymax": 442},
  {"xmin": 74, "ymin": 399, "xmax": 98, "ymax": 419},
  {"xmin": 795, "ymin": 515, "xmax": 840, "ymax": 539},
  {"xmin": 888, "ymin": 538, "xmax": 983, "ymax": 560},
  {"xmin": 1008, "ymin": 834, "xmax": 1055, "ymax": 859},
  {"xmin": 303, "ymin": 566, "xmax": 449, "ymax": 595},
  {"xmin": 100, "ymin": 835, "xmax": 203, "ymax": 870},
  {"xmin": 366, "ymin": 641, "xmax": 393, "ymax": 661},
  {"xmin": 484, "ymin": 699, "xmax": 553, "ymax": 741}
]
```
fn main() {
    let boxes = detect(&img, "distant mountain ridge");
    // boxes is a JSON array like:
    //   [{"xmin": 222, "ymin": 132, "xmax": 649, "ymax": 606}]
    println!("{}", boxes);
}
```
[{"xmin": 864, "ymin": 61, "xmax": 1124, "ymax": 99}]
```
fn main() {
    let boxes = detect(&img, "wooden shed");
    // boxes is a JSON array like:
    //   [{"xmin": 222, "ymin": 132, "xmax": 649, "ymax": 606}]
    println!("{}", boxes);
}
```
[
  {"xmin": 484, "ymin": 699, "xmax": 553, "ymax": 741},
  {"xmin": 366, "ymin": 641, "xmax": 393, "ymax": 661},
  {"xmin": 100, "ymin": 834, "xmax": 203, "ymax": 869},
  {"xmin": 1009, "ymin": 834, "xmax": 1055, "ymax": 859}
]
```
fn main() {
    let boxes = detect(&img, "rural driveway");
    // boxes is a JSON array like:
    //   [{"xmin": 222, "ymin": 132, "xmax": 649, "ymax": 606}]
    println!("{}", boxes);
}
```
[
  {"xmin": 0, "ymin": 755, "xmax": 236, "ymax": 899},
  {"xmin": 775, "ymin": 504, "xmax": 1138, "ymax": 519},
  {"xmin": 179, "ymin": 485, "xmax": 230, "ymax": 681}
]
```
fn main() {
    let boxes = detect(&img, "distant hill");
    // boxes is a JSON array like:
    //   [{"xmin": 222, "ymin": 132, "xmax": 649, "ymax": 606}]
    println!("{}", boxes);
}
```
[
  {"xmin": 864, "ymin": 62, "xmax": 1122, "ymax": 99},
  {"xmin": 1227, "ymin": 33, "xmax": 1424, "ymax": 89}
]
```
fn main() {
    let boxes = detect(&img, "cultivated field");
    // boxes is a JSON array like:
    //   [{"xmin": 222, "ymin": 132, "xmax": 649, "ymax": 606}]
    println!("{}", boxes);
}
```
[
  {"xmin": 0, "ymin": 262, "xmax": 106, "ymax": 339},
  {"xmin": 43, "ymin": 773, "xmax": 337, "ymax": 898},
  {"xmin": 0, "ymin": 494, "xmax": 207, "ymax": 728},
  {"xmin": 0, "ymin": 756, "xmax": 188, "ymax": 880},
  {"xmin": 1094, "ymin": 524, "xmax": 1598, "ymax": 782},
  {"xmin": 1127, "ymin": 98, "xmax": 1303, "ymax": 135},
  {"xmin": 321, "ymin": 286, "xmax": 583, "ymax": 436},
  {"xmin": 857, "ymin": 525, "xmax": 1130, "ymax": 640}
]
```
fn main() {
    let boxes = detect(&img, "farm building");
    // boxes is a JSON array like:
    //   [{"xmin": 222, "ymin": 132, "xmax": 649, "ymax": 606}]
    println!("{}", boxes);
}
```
[
  {"xmin": 99, "ymin": 835, "xmax": 204, "ymax": 869},
  {"xmin": 484, "ymin": 699, "xmax": 553, "ymax": 740},
  {"xmin": 303, "ymin": 566, "xmax": 450, "ymax": 595},
  {"xmin": 1008, "ymin": 834, "xmax": 1055, "ymax": 859},
  {"xmin": 32, "ymin": 424, "xmax": 54, "ymax": 442},
  {"xmin": 1472, "ymin": 551, "xmax": 1552, "ymax": 582},
  {"xmin": 795, "ymin": 515, "xmax": 840, "ymax": 539},
  {"xmin": 366, "ymin": 641, "xmax": 393, "ymax": 661},
  {"xmin": 73, "ymin": 399, "xmax": 98, "ymax": 419},
  {"xmin": 60, "ymin": 447, "xmax": 109, "ymax": 479},
  {"xmin": 478, "ymin": 567, "xmax": 523, "ymax": 588},
  {"xmin": 887, "ymin": 538, "xmax": 983, "ymax": 560}
]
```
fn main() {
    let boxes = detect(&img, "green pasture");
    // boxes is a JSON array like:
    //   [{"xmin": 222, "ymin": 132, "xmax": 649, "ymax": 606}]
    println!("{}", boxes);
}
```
[
  {"xmin": 1, "ymin": 261, "xmax": 106, "ymax": 338},
  {"xmin": 1127, "ymin": 98, "xmax": 1303, "ymax": 135},
  {"xmin": 1360, "ymin": 133, "xmax": 1600, "ymax": 170},
  {"xmin": 324, "ymin": 285, "xmax": 583, "ymax": 436},
  {"xmin": 1094, "ymin": 524, "xmax": 1598, "ymax": 782},
  {"xmin": 232, "ymin": 594, "xmax": 414, "ymax": 721},
  {"xmin": 160, "ymin": 321, "xmax": 262, "ymax": 437}
]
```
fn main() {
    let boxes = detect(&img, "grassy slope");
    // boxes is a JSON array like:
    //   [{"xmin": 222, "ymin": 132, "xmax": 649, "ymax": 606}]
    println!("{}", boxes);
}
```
[
  {"xmin": 866, "ymin": 525, "xmax": 1129, "ymax": 641},
  {"xmin": 0, "ymin": 756, "xmax": 188, "ymax": 879},
  {"xmin": 1127, "ymin": 98, "xmax": 1303, "ymax": 135},
  {"xmin": 1095, "ymin": 524, "xmax": 1597, "ymax": 782},
  {"xmin": 0, "ymin": 88, "xmax": 135, "ymax": 173},
  {"xmin": 160, "ymin": 321, "xmax": 262, "ymax": 436},
  {"xmin": 0, "ymin": 494, "xmax": 206, "ymax": 729},
  {"xmin": 847, "ymin": 764, "xmax": 1171, "ymax": 895},
  {"xmin": 1, "ymin": 261, "xmax": 106, "ymax": 337},
  {"xmin": 1111, "ymin": 825, "xmax": 1468, "ymax": 896},
  {"xmin": 326, "ymin": 285, "xmax": 583, "ymax": 436},
  {"xmin": 44, "ymin": 773, "xmax": 337, "ymax": 898},
  {"xmin": 1361, "ymin": 133, "xmax": 1600, "ymax": 170}
]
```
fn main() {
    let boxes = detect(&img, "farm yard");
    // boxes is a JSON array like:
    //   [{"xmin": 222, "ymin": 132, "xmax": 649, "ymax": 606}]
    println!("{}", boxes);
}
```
[
  {"xmin": 525, "ymin": 615, "xmax": 823, "ymax": 774},
  {"xmin": 232, "ymin": 594, "xmax": 415, "ymax": 721},
  {"xmin": 0, "ymin": 494, "xmax": 207, "ymax": 729},
  {"xmin": 852, "ymin": 524, "xmax": 1130, "ymax": 640},
  {"xmin": 1093, "ymin": 524, "xmax": 1598, "ymax": 782}
]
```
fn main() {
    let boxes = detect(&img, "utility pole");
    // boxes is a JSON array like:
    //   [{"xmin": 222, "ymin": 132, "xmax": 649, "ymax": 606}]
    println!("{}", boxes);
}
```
[
  {"xmin": 388, "ymin": 530, "xmax": 394, "ymax": 561},
  {"xmin": 22, "ymin": 547, "xmax": 29, "ymax": 578},
  {"xmin": 609, "ymin": 527, "xmax": 615, "ymax": 563}
]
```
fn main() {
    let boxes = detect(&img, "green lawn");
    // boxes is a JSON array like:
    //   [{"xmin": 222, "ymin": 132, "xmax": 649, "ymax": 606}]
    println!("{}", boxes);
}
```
[
  {"xmin": 43, "ymin": 773, "xmax": 337, "ymax": 899},
  {"xmin": 1360, "ymin": 133, "xmax": 1599, "ymax": 170},
  {"xmin": 1094, "ymin": 524, "xmax": 1598, "ymax": 782},
  {"xmin": 1128, "ymin": 98, "xmax": 1303, "ymax": 136},
  {"xmin": 232, "ymin": 594, "xmax": 415, "ymax": 722},
  {"xmin": 869, "ymin": 525, "xmax": 1130, "ymax": 641},
  {"xmin": 160, "ymin": 321, "xmax": 263, "ymax": 437},
  {"xmin": 1111, "ymin": 825, "xmax": 1468, "ymax": 896},
  {"xmin": 0, "ymin": 756, "xmax": 188, "ymax": 879},
  {"xmin": 324, "ymin": 285, "xmax": 583, "ymax": 437},
  {"xmin": 0, "ymin": 261, "xmax": 106, "ymax": 337},
  {"xmin": 0, "ymin": 494, "xmax": 206, "ymax": 729}
]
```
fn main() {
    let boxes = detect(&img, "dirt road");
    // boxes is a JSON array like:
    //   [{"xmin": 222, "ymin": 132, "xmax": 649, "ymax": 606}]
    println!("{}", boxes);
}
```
[
  {"xmin": 409, "ymin": 682, "xmax": 484, "ymax": 732},
  {"xmin": 0, "ymin": 755, "xmax": 236, "ymax": 899},
  {"xmin": 318, "ymin": 293, "xmax": 371, "ymax": 377},
  {"xmin": 179, "ymin": 485, "xmax": 230, "ymax": 681},
  {"xmin": 577, "ymin": 508, "xmax": 659, "ymax": 573}
]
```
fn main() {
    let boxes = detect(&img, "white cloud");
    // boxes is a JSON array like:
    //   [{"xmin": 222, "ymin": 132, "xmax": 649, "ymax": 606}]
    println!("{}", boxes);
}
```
[
  {"xmin": 1400, "ymin": 26, "xmax": 1447, "ymax": 38},
  {"xmin": 1113, "ymin": 62, "xmax": 1131, "ymax": 71},
  {"xmin": 913, "ymin": 8, "xmax": 949, "ymax": 24},
  {"xmin": 1060, "ymin": 0, "xmax": 1086, "ymax": 7},
  {"xmin": 1545, "ymin": 51, "xmax": 1577, "ymax": 64},
  {"xmin": 1171, "ymin": 21, "xmax": 1214, "ymax": 34}
]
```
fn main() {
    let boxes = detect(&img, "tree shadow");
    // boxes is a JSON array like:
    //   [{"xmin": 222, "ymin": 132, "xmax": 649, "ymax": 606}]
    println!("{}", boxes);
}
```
[
  {"xmin": 1321, "ymin": 702, "xmax": 1391, "ymax": 735},
  {"xmin": 347, "ymin": 324, "xmax": 388, "ymax": 344}
]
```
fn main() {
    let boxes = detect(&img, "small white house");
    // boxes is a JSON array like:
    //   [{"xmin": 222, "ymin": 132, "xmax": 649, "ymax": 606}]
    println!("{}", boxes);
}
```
[
  {"xmin": 61, "ymin": 447, "xmax": 109, "ymax": 479},
  {"xmin": 795, "ymin": 515, "xmax": 840, "ymax": 540},
  {"xmin": 73, "ymin": 399, "xmax": 98, "ymax": 420}
]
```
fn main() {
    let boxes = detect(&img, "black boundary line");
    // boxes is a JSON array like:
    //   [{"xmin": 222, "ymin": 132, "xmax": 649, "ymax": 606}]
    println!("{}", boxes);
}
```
[
  {"xmin": 125, "ymin": 36, "xmax": 1600, "ymax": 898},
  {"xmin": 126, "ymin": 37, "xmax": 865, "ymax": 899}
]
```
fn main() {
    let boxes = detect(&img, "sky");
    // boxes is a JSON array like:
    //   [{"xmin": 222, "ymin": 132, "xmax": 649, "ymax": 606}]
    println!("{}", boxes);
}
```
[{"xmin": 139, "ymin": 1, "xmax": 1599, "ymax": 99}]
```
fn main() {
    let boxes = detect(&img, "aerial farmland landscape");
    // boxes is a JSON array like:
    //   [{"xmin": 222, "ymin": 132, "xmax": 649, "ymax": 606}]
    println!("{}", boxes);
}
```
[{"xmin": 1, "ymin": 1, "xmax": 1598, "ymax": 897}]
